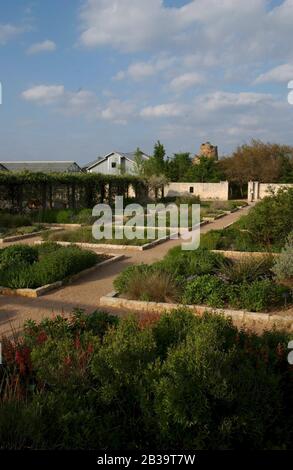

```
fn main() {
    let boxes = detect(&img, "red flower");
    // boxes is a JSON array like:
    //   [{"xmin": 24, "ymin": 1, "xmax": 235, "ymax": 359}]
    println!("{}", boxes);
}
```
[{"xmin": 37, "ymin": 331, "xmax": 48, "ymax": 345}]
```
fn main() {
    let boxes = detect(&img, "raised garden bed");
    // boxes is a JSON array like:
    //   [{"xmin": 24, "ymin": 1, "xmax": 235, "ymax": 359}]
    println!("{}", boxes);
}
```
[
  {"xmin": 0, "ymin": 226, "xmax": 63, "ymax": 243},
  {"xmin": 0, "ymin": 242, "xmax": 124, "ymax": 297},
  {"xmin": 41, "ymin": 220, "xmax": 209, "ymax": 251},
  {"xmin": 100, "ymin": 291, "xmax": 293, "ymax": 331},
  {"xmin": 112, "ymin": 247, "xmax": 292, "ymax": 313}
]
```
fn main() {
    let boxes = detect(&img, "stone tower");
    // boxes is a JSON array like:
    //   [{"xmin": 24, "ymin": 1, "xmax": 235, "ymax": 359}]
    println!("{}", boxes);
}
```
[{"xmin": 192, "ymin": 142, "xmax": 218, "ymax": 164}]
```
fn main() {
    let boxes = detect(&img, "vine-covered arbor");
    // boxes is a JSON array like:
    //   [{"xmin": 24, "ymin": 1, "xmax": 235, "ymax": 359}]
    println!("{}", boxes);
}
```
[{"xmin": 0, "ymin": 171, "xmax": 147, "ymax": 212}]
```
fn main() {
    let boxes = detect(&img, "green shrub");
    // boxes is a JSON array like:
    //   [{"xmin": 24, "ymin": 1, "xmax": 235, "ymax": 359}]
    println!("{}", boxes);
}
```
[
  {"xmin": 55, "ymin": 209, "xmax": 74, "ymax": 224},
  {"xmin": 36, "ymin": 241, "xmax": 63, "ymax": 257},
  {"xmin": 0, "ymin": 244, "xmax": 38, "ymax": 269},
  {"xmin": 114, "ymin": 264, "xmax": 153, "ymax": 293},
  {"xmin": 182, "ymin": 274, "xmax": 227, "ymax": 307},
  {"xmin": 245, "ymin": 188, "xmax": 293, "ymax": 248},
  {"xmin": 227, "ymin": 279, "xmax": 289, "ymax": 312},
  {"xmin": 31, "ymin": 246, "xmax": 99, "ymax": 287},
  {"xmin": 272, "ymin": 232, "xmax": 293, "ymax": 281},
  {"xmin": 0, "ymin": 213, "xmax": 31, "ymax": 228},
  {"xmin": 74, "ymin": 208, "xmax": 95, "ymax": 225},
  {"xmin": 158, "ymin": 246, "xmax": 225, "ymax": 278},
  {"xmin": 217, "ymin": 255, "xmax": 274, "ymax": 284},
  {"xmin": 0, "ymin": 245, "xmax": 99, "ymax": 289},
  {"xmin": 152, "ymin": 312, "xmax": 289, "ymax": 450},
  {"xmin": 126, "ymin": 270, "xmax": 179, "ymax": 302},
  {"xmin": 1, "ymin": 310, "xmax": 293, "ymax": 449},
  {"xmin": 199, "ymin": 230, "xmax": 222, "ymax": 249}
]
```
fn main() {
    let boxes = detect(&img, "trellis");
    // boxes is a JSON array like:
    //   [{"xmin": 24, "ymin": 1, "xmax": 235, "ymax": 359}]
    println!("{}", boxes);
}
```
[{"xmin": 0, "ymin": 171, "xmax": 147, "ymax": 213}]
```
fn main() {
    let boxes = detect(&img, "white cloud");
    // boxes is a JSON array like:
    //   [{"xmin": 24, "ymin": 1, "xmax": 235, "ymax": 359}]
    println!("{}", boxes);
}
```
[
  {"xmin": 255, "ymin": 63, "xmax": 293, "ymax": 84},
  {"xmin": 26, "ymin": 40, "xmax": 56, "ymax": 55},
  {"xmin": 79, "ymin": 0, "xmax": 188, "ymax": 52},
  {"xmin": 170, "ymin": 72, "xmax": 203, "ymax": 92},
  {"xmin": 21, "ymin": 84, "xmax": 137, "ymax": 124},
  {"xmin": 140, "ymin": 103, "xmax": 186, "ymax": 118},
  {"xmin": 101, "ymin": 99, "xmax": 136, "ymax": 124},
  {"xmin": 204, "ymin": 91, "xmax": 274, "ymax": 111},
  {"xmin": 22, "ymin": 85, "xmax": 65, "ymax": 104},
  {"xmin": 0, "ymin": 24, "xmax": 27, "ymax": 45},
  {"xmin": 114, "ymin": 56, "xmax": 175, "ymax": 81}
]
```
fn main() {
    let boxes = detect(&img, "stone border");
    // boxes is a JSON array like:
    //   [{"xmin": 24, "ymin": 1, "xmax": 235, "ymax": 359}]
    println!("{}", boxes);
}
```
[
  {"xmin": 100, "ymin": 292, "xmax": 293, "ymax": 331},
  {"xmin": 0, "ymin": 227, "xmax": 63, "ymax": 244},
  {"xmin": 211, "ymin": 249, "xmax": 279, "ymax": 258},
  {"xmin": 0, "ymin": 254, "xmax": 124, "ymax": 298}
]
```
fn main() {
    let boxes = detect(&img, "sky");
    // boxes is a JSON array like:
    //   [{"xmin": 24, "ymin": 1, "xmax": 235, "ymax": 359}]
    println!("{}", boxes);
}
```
[{"xmin": 1, "ymin": 0, "xmax": 293, "ymax": 164}]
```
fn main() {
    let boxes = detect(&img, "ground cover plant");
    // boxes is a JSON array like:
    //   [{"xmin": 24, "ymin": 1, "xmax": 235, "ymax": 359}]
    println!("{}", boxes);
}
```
[
  {"xmin": 114, "ymin": 247, "xmax": 291, "ymax": 312},
  {"xmin": 43, "ymin": 225, "xmax": 172, "ymax": 246},
  {"xmin": 0, "ymin": 243, "xmax": 103, "ymax": 289},
  {"xmin": 0, "ymin": 308, "xmax": 292, "ymax": 450}
]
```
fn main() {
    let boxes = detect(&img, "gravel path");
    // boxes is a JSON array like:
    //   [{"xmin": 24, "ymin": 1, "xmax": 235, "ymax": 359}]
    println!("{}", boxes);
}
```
[{"xmin": 0, "ymin": 206, "xmax": 252, "ymax": 335}]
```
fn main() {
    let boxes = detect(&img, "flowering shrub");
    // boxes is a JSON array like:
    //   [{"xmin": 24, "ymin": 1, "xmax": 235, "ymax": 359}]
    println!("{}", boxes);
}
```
[{"xmin": 0, "ymin": 309, "xmax": 293, "ymax": 450}]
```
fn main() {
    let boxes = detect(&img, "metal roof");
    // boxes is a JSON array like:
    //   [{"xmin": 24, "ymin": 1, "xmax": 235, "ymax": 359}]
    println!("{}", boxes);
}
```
[{"xmin": 0, "ymin": 161, "xmax": 82, "ymax": 173}]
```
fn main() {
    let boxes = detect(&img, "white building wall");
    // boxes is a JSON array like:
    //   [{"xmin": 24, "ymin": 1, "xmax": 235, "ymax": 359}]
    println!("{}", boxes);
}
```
[
  {"xmin": 164, "ymin": 181, "xmax": 229, "ymax": 200},
  {"xmin": 248, "ymin": 181, "xmax": 293, "ymax": 202}
]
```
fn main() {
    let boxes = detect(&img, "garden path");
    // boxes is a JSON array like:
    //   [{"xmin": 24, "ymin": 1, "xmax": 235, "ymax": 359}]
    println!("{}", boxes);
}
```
[{"xmin": 0, "ymin": 206, "xmax": 253, "ymax": 335}]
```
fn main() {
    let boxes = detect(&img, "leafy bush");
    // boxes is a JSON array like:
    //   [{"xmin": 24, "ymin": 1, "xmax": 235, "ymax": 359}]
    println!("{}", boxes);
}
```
[
  {"xmin": 200, "ymin": 227, "xmax": 266, "ymax": 252},
  {"xmin": 272, "ymin": 232, "xmax": 293, "ymax": 282},
  {"xmin": 55, "ymin": 209, "xmax": 74, "ymax": 224},
  {"xmin": 244, "ymin": 188, "xmax": 293, "ymax": 248},
  {"xmin": 0, "ymin": 243, "xmax": 100, "ymax": 289},
  {"xmin": 182, "ymin": 274, "xmax": 227, "ymax": 307},
  {"xmin": 30, "ymin": 246, "xmax": 99, "ymax": 287},
  {"xmin": 74, "ymin": 208, "xmax": 95, "ymax": 225},
  {"xmin": 0, "ymin": 244, "xmax": 38, "ymax": 270},
  {"xmin": 1, "ymin": 310, "xmax": 293, "ymax": 450},
  {"xmin": 227, "ymin": 280, "xmax": 289, "ymax": 312},
  {"xmin": 157, "ymin": 246, "xmax": 225, "ymax": 279},
  {"xmin": 0, "ymin": 213, "xmax": 31, "ymax": 228},
  {"xmin": 36, "ymin": 241, "xmax": 63, "ymax": 257}
]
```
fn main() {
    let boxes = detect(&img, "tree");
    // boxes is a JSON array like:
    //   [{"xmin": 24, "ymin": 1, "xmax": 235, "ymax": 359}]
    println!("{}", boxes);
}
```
[
  {"xmin": 186, "ymin": 156, "xmax": 223, "ymax": 183},
  {"xmin": 147, "ymin": 140, "xmax": 166, "ymax": 176},
  {"xmin": 132, "ymin": 147, "xmax": 146, "ymax": 177},
  {"xmin": 165, "ymin": 153, "xmax": 192, "ymax": 181},
  {"xmin": 219, "ymin": 140, "xmax": 293, "ymax": 186}
]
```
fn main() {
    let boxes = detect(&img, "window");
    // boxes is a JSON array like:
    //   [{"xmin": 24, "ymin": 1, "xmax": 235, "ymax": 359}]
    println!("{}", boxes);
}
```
[
  {"xmin": 111, "ymin": 162, "xmax": 117, "ymax": 168},
  {"xmin": 189, "ymin": 187, "xmax": 194, "ymax": 193}
]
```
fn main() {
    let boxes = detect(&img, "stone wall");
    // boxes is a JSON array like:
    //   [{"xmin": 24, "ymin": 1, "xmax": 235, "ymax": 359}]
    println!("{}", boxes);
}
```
[
  {"xmin": 164, "ymin": 181, "xmax": 229, "ymax": 200},
  {"xmin": 248, "ymin": 181, "xmax": 293, "ymax": 202}
]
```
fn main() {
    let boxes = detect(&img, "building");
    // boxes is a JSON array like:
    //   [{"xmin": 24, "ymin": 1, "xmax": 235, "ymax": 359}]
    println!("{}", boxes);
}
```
[
  {"xmin": 192, "ymin": 142, "xmax": 218, "ymax": 165},
  {"xmin": 85, "ymin": 151, "xmax": 149, "ymax": 175},
  {"xmin": 0, "ymin": 161, "xmax": 82, "ymax": 173}
]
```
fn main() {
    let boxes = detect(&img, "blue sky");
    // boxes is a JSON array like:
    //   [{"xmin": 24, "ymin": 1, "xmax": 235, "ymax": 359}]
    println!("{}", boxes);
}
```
[{"xmin": 1, "ymin": 0, "xmax": 293, "ymax": 164}]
